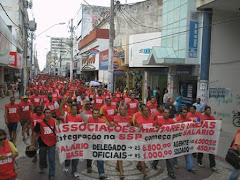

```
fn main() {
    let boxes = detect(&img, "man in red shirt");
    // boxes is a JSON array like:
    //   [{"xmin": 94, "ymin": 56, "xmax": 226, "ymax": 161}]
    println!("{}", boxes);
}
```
[
  {"xmin": 94, "ymin": 90, "xmax": 105, "ymax": 110},
  {"xmin": 172, "ymin": 108, "xmax": 196, "ymax": 173},
  {"xmin": 198, "ymin": 106, "xmax": 217, "ymax": 172},
  {"xmin": 19, "ymin": 95, "xmax": 32, "ymax": 141},
  {"xmin": 4, "ymin": 97, "xmax": 20, "ymax": 145},
  {"xmin": 100, "ymin": 98, "xmax": 116, "ymax": 124},
  {"xmin": 29, "ymin": 108, "xmax": 57, "ymax": 180},
  {"xmin": 30, "ymin": 106, "xmax": 45, "ymax": 163},
  {"xmin": 59, "ymin": 97, "xmax": 82, "ymax": 178},
  {"xmin": 153, "ymin": 105, "xmax": 164, "ymax": 122},
  {"xmin": 115, "ymin": 88, "xmax": 122, "ymax": 101},
  {"xmin": 135, "ymin": 106, "xmax": 155, "ymax": 180},
  {"xmin": 85, "ymin": 109, "xmax": 106, "ymax": 179},
  {"xmin": 43, "ymin": 93, "xmax": 59, "ymax": 118},
  {"xmin": 32, "ymin": 90, "xmax": 41, "ymax": 112},
  {"xmin": 126, "ymin": 93, "xmax": 139, "ymax": 117},
  {"xmin": 110, "ymin": 93, "xmax": 119, "ymax": 107},
  {"xmin": 187, "ymin": 105, "xmax": 201, "ymax": 122},
  {"xmin": 146, "ymin": 96, "xmax": 157, "ymax": 114},
  {"xmin": 111, "ymin": 106, "xmax": 132, "ymax": 179},
  {"xmin": 152, "ymin": 108, "xmax": 175, "ymax": 179}
]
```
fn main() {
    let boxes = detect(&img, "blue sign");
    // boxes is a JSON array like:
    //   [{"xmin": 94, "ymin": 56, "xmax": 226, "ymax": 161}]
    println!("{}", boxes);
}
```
[
  {"xmin": 139, "ymin": 48, "xmax": 151, "ymax": 54},
  {"xmin": 99, "ymin": 59, "xmax": 108, "ymax": 70},
  {"xmin": 188, "ymin": 21, "xmax": 198, "ymax": 58}
]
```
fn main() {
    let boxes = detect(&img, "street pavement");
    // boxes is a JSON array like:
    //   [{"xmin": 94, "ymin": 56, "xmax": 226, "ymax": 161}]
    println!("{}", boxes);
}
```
[{"xmin": 0, "ymin": 95, "xmax": 237, "ymax": 180}]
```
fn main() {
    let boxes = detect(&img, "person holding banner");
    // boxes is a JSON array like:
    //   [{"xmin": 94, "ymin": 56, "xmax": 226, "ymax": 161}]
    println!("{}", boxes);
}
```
[
  {"xmin": 86, "ymin": 109, "xmax": 107, "ymax": 180},
  {"xmin": 198, "ymin": 106, "xmax": 218, "ymax": 172},
  {"xmin": 135, "ymin": 106, "xmax": 156, "ymax": 180},
  {"xmin": 59, "ymin": 97, "xmax": 83, "ymax": 178},
  {"xmin": 100, "ymin": 98, "xmax": 116, "ymax": 124},
  {"xmin": 29, "ymin": 108, "xmax": 57, "ymax": 180},
  {"xmin": 172, "ymin": 108, "xmax": 196, "ymax": 173},
  {"xmin": 187, "ymin": 105, "xmax": 201, "ymax": 122},
  {"xmin": 152, "ymin": 108, "xmax": 176, "ymax": 179},
  {"xmin": 111, "ymin": 106, "xmax": 132, "ymax": 180}
]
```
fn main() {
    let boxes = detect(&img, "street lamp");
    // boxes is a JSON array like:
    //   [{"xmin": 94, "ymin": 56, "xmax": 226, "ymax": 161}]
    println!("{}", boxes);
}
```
[{"xmin": 36, "ymin": 22, "xmax": 66, "ymax": 38}]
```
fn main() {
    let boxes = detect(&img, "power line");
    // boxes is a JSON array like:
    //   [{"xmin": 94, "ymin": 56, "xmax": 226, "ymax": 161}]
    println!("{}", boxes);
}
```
[
  {"xmin": 0, "ymin": 30, "xmax": 18, "ymax": 49},
  {"xmin": 121, "ymin": 8, "xmax": 161, "ymax": 31},
  {"xmin": 119, "ymin": 9, "xmax": 139, "ymax": 34},
  {"xmin": 0, "ymin": 3, "xmax": 20, "ymax": 28},
  {"xmin": 118, "ymin": 15, "xmax": 240, "ymax": 48}
]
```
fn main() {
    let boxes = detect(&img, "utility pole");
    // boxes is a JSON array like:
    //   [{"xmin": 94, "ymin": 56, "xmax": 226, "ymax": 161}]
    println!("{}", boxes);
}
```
[
  {"xmin": 70, "ymin": 19, "xmax": 74, "ymax": 81},
  {"xmin": 107, "ymin": 0, "xmax": 114, "ymax": 93}
]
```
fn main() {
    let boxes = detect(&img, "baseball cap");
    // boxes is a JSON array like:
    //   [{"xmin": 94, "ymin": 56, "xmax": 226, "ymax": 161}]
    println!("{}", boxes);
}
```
[{"xmin": 23, "ymin": 95, "xmax": 28, "ymax": 99}]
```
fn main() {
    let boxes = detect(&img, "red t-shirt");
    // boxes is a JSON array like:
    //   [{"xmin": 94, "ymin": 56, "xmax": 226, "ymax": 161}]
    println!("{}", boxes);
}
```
[
  {"xmin": 187, "ymin": 112, "xmax": 201, "ymax": 122},
  {"xmin": 103, "ymin": 93, "xmax": 111, "ymax": 100},
  {"xmin": 146, "ymin": 101, "xmax": 157, "ymax": 114},
  {"xmin": 153, "ymin": 111, "xmax": 164, "ymax": 121},
  {"xmin": 66, "ymin": 114, "xmax": 83, "ymax": 123},
  {"xmin": 30, "ymin": 113, "xmax": 44, "ymax": 130},
  {"xmin": 136, "ymin": 116, "xmax": 156, "ymax": 128},
  {"xmin": 126, "ymin": 99, "xmax": 139, "ymax": 116},
  {"xmin": 115, "ymin": 91, "xmax": 122, "ymax": 101},
  {"xmin": 173, "ymin": 116, "xmax": 192, "ymax": 123},
  {"xmin": 19, "ymin": 102, "xmax": 31, "ymax": 119},
  {"xmin": 32, "ymin": 95, "xmax": 41, "ymax": 108},
  {"xmin": 113, "ymin": 115, "xmax": 132, "ymax": 126},
  {"xmin": 94, "ymin": 96, "xmax": 105, "ymax": 110},
  {"xmin": 200, "ymin": 114, "xmax": 216, "ymax": 121},
  {"xmin": 157, "ymin": 117, "xmax": 175, "ymax": 126},
  {"xmin": 5, "ymin": 103, "xmax": 20, "ymax": 122},
  {"xmin": 101, "ymin": 105, "xmax": 116, "ymax": 122},
  {"xmin": 88, "ymin": 117, "xmax": 106, "ymax": 124},
  {"xmin": 111, "ymin": 98, "xmax": 118, "ymax": 107}
]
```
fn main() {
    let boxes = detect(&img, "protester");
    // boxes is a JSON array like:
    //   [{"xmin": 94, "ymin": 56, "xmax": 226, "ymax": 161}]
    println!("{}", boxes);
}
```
[
  {"xmin": 135, "ymin": 106, "xmax": 156, "ymax": 180},
  {"xmin": 29, "ymin": 108, "xmax": 57, "ymax": 180},
  {"xmin": 94, "ymin": 89, "xmax": 105, "ymax": 110},
  {"xmin": 111, "ymin": 106, "xmax": 132, "ymax": 180},
  {"xmin": 197, "ymin": 106, "xmax": 218, "ymax": 172},
  {"xmin": 152, "ymin": 108, "xmax": 176, "ymax": 179},
  {"xmin": 0, "ymin": 129, "xmax": 18, "ymax": 180},
  {"xmin": 19, "ymin": 95, "xmax": 32, "ymax": 141},
  {"xmin": 146, "ymin": 96, "xmax": 157, "ymax": 114},
  {"xmin": 172, "ymin": 108, "xmax": 196, "ymax": 172},
  {"xmin": 100, "ymin": 98, "xmax": 116, "ymax": 124},
  {"xmin": 165, "ymin": 99, "xmax": 177, "ymax": 118},
  {"xmin": 84, "ymin": 109, "xmax": 107, "ymax": 180},
  {"xmin": 175, "ymin": 93, "xmax": 182, "ymax": 112},
  {"xmin": 59, "ymin": 97, "xmax": 82, "ymax": 178},
  {"xmin": 126, "ymin": 93, "xmax": 139, "ymax": 118},
  {"xmin": 5, "ymin": 97, "xmax": 20, "ymax": 145},
  {"xmin": 30, "ymin": 106, "xmax": 44, "ymax": 163},
  {"xmin": 163, "ymin": 89, "xmax": 170, "ymax": 107}
]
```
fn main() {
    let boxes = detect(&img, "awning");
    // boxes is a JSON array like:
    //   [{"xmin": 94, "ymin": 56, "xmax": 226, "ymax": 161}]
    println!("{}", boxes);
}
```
[
  {"xmin": 143, "ymin": 47, "xmax": 185, "ymax": 65},
  {"xmin": 82, "ymin": 64, "xmax": 97, "ymax": 71}
]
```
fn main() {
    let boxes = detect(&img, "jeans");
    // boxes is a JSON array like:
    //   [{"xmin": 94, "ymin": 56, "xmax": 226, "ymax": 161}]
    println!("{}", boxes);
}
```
[
  {"xmin": 152, "ymin": 159, "xmax": 174, "ymax": 173},
  {"xmin": 229, "ymin": 168, "xmax": 240, "ymax": 180},
  {"xmin": 87, "ymin": 159, "xmax": 92, "ymax": 169},
  {"xmin": 173, "ymin": 155, "xmax": 194, "ymax": 170},
  {"xmin": 39, "ymin": 145, "xmax": 56, "ymax": 177},
  {"xmin": 65, "ymin": 159, "xmax": 79, "ymax": 174},
  {"xmin": 97, "ymin": 160, "xmax": 105, "ymax": 176},
  {"xmin": 198, "ymin": 153, "xmax": 216, "ymax": 168}
]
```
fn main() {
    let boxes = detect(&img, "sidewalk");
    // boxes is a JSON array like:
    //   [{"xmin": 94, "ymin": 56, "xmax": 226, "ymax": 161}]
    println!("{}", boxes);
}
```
[{"xmin": 0, "ymin": 96, "xmax": 236, "ymax": 179}]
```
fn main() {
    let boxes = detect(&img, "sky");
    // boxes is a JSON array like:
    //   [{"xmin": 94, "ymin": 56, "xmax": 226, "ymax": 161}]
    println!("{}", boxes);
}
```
[{"xmin": 30, "ymin": 0, "xmax": 146, "ymax": 71}]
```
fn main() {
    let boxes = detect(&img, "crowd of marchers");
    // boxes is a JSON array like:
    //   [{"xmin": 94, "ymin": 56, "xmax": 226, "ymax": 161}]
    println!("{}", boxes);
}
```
[{"xmin": 1, "ymin": 75, "xmax": 240, "ymax": 180}]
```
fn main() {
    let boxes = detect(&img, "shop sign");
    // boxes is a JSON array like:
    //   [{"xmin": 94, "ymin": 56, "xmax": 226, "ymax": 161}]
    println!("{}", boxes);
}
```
[
  {"xmin": 139, "ymin": 48, "xmax": 151, "ymax": 54},
  {"xmin": 99, "ymin": 50, "xmax": 109, "ymax": 70},
  {"xmin": 9, "ymin": 52, "xmax": 22, "ymax": 69},
  {"xmin": 114, "ymin": 48, "xmax": 125, "ymax": 58},
  {"xmin": 82, "ymin": 55, "xmax": 95, "ymax": 65},
  {"xmin": 113, "ymin": 60, "xmax": 120, "ymax": 69},
  {"xmin": 188, "ymin": 12, "xmax": 199, "ymax": 58}
]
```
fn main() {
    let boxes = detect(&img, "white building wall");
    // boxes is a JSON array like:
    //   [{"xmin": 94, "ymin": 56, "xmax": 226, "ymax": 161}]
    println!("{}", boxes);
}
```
[
  {"xmin": 207, "ymin": 10, "xmax": 240, "ymax": 122},
  {"xmin": 129, "ymin": 32, "xmax": 162, "ymax": 67}
]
